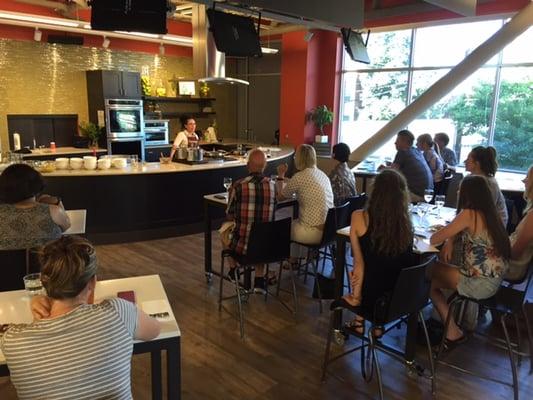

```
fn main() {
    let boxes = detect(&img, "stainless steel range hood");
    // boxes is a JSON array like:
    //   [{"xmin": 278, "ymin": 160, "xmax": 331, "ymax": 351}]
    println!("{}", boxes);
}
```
[{"xmin": 192, "ymin": 4, "xmax": 249, "ymax": 86}]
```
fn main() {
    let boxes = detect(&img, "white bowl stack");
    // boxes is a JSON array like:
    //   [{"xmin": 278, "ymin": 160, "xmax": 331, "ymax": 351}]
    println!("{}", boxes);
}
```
[
  {"xmin": 83, "ymin": 156, "xmax": 97, "ymax": 170},
  {"xmin": 98, "ymin": 157, "xmax": 111, "ymax": 170},
  {"xmin": 70, "ymin": 157, "xmax": 83, "ymax": 169},
  {"xmin": 55, "ymin": 157, "xmax": 69, "ymax": 170}
]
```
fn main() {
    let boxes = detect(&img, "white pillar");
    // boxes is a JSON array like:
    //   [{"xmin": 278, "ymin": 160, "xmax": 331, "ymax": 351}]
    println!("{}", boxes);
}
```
[{"xmin": 350, "ymin": 1, "xmax": 533, "ymax": 162}]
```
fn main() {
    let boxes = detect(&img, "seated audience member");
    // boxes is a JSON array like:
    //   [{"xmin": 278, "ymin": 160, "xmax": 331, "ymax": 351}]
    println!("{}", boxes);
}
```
[
  {"xmin": 464, "ymin": 146, "xmax": 508, "ymax": 227},
  {"xmin": 506, "ymin": 165, "xmax": 533, "ymax": 281},
  {"xmin": 0, "ymin": 235, "xmax": 161, "ymax": 400},
  {"xmin": 329, "ymin": 142, "xmax": 357, "ymax": 206},
  {"xmin": 434, "ymin": 132, "xmax": 458, "ymax": 167},
  {"xmin": 417, "ymin": 133, "xmax": 444, "ymax": 195},
  {"xmin": 429, "ymin": 175, "xmax": 510, "ymax": 344},
  {"xmin": 385, "ymin": 129, "xmax": 433, "ymax": 202},
  {"xmin": 340, "ymin": 169, "xmax": 416, "ymax": 333},
  {"xmin": 277, "ymin": 144, "xmax": 334, "ymax": 252},
  {"xmin": 0, "ymin": 163, "xmax": 70, "ymax": 250},
  {"xmin": 223, "ymin": 149, "xmax": 276, "ymax": 291}
]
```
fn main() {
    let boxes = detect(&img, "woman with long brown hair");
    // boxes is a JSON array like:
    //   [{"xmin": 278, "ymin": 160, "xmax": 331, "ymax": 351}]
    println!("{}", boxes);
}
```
[
  {"xmin": 341, "ymin": 169, "xmax": 416, "ymax": 332},
  {"xmin": 429, "ymin": 175, "xmax": 511, "ymax": 344}
]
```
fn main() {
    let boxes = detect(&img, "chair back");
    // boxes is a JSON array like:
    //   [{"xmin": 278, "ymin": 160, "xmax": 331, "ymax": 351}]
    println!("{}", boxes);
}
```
[
  {"xmin": 245, "ymin": 218, "xmax": 291, "ymax": 265},
  {"xmin": 345, "ymin": 193, "xmax": 368, "ymax": 218},
  {"xmin": 444, "ymin": 172, "xmax": 463, "ymax": 207},
  {"xmin": 382, "ymin": 256, "xmax": 436, "ymax": 323},
  {"xmin": 320, "ymin": 202, "xmax": 350, "ymax": 247},
  {"xmin": 0, "ymin": 248, "xmax": 40, "ymax": 291}
]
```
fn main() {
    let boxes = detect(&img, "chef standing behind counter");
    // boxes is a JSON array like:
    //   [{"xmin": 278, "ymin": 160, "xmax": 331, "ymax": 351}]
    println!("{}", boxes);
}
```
[{"xmin": 169, "ymin": 116, "xmax": 199, "ymax": 161}]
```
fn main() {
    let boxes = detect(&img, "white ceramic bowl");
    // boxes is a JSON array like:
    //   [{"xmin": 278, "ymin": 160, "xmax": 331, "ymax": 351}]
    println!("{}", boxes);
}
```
[
  {"xmin": 84, "ymin": 159, "xmax": 97, "ymax": 170},
  {"xmin": 55, "ymin": 157, "xmax": 69, "ymax": 170},
  {"xmin": 98, "ymin": 158, "xmax": 111, "ymax": 169},
  {"xmin": 112, "ymin": 158, "xmax": 127, "ymax": 169},
  {"xmin": 70, "ymin": 157, "xmax": 83, "ymax": 170}
]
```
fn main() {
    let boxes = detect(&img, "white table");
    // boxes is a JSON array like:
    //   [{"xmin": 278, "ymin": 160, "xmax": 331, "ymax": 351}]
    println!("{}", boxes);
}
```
[
  {"xmin": 64, "ymin": 209, "xmax": 87, "ymax": 235},
  {"xmin": 0, "ymin": 274, "xmax": 181, "ymax": 400}
]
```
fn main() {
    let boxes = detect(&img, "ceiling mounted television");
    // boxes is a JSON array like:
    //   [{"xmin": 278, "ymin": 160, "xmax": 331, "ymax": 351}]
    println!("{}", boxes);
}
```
[
  {"xmin": 341, "ymin": 28, "xmax": 370, "ymax": 65},
  {"xmin": 206, "ymin": 8, "xmax": 262, "ymax": 58},
  {"xmin": 90, "ymin": 0, "xmax": 168, "ymax": 34}
]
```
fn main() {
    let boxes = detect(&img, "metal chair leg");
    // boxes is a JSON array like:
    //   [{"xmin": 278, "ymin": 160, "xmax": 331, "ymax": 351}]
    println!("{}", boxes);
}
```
[
  {"xmin": 218, "ymin": 254, "xmax": 225, "ymax": 312},
  {"xmin": 501, "ymin": 314, "xmax": 519, "ymax": 400},
  {"xmin": 321, "ymin": 310, "xmax": 336, "ymax": 381},
  {"xmin": 312, "ymin": 257, "xmax": 323, "ymax": 313},
  {"xmin": 522, "ymin": 302, "xmax": 533, "ymax": 374},
  {"xmin": 234, "ymin": 270, "xmax": 245, "ymax": 339},
  {"xmin": 369, "ymin": 330, "xmax": 384, "ymax": 400},
  {"xmin": 304, "ymin": 249, "xmax": 311, "ymax": 284},
  {"xmin": 419, "ymin": 311, "xmax": 436, "ymax": 395},
  {"xmin": 289, "ymin": 261, "xmax": 299, "ymax": 314},
  {"xmin": 276, "ymin": 261, "xmax": 283, "ymax": 297},
  {"xmin": 264, "ymin": 264, "xmax": 269, "ymax": 302},
  {"xmin": 513, "ymin": 313, "xmax": 522, "ymax": 366}
]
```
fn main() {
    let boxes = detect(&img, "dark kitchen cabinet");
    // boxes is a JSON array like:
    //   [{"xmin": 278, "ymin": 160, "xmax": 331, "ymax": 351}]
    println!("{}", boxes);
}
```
[{"xmin": 86, "ymin": 70, "xmax": 142, "ymax": 127}]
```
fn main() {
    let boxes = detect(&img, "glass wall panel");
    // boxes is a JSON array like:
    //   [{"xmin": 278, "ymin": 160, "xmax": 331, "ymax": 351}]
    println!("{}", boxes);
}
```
[
  {"xmin": 413, "ymin": 20, "xmax": 501, "ymax": 67},
  {"xmin": 493, "ymin": 67, "xmax": 533, "ymax": 171}
]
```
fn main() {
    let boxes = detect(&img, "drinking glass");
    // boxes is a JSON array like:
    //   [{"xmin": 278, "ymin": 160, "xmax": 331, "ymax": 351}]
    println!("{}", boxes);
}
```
[
  {"xmin": 223, "ymin": 177, "xmax": 232, "ymax": 196},
  {"xmin": 130, "ymin": 154, "xmax": 139, "ymax": 170},
  {"xmin": 424, "ymin": 189, "xmax": 434, "ymax": 204},
  {"xmin": 435, "ymin": 195, "xmax": 445, "ymax": 217},
  {"xmin": 23, "ymin": 273, "xmax": 43, "ymax": 296}
]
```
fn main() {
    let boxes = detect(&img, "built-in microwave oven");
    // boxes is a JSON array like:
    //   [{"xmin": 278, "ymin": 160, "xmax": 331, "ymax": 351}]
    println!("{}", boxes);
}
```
[
  {"xmin": 105, "ymin": 99, "xmax": 144, "ymax": 139},
  {"xmin": 144, "ymin": 120, "xmax": 169, "ymax": 147}
]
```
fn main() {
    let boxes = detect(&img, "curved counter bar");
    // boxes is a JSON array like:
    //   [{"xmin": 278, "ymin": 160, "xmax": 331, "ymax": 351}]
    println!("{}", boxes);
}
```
[{"xmin": 43, "ymin": 147, "xmax": 294, "ymax": 243}]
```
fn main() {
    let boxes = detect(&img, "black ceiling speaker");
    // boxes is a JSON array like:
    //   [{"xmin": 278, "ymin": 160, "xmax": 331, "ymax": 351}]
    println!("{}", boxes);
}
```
[
  {"xmin": 90, "ymin": 0, "xmax": 168, "ymax": 34},
  {"xmin": 47, "ymin": 35, "xmax": 84, "ymax": 45}
]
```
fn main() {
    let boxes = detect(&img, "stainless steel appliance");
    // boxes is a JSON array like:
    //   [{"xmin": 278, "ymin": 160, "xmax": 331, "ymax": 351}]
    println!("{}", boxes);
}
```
[
  {"xmin": 144, "ymin": 119, "xmax": 169, "ymax": 147},
  {"xmin": 105, "ymin": 99, "xmax": 144, "ymax": 139},
  {"xmin": 105, "ymin": 99, "xmax": 145, "ymax": 161}
]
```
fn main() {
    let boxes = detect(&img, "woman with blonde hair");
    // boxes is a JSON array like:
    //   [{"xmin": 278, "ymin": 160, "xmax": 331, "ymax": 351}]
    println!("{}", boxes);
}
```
[
  {"xmin": 277, "ymin": 144, "xmax": 334, "ymax": 249},
  {"xmin": 506, "ymin": 165, "xmax": 533, "ymax": 281},
  {"xmin": 339, "ymin": 169, "xmax": 416, "ymax": 332},
  {"xmin": 1, "ymin": 236, "xmax": 160, "ymax": 400}
]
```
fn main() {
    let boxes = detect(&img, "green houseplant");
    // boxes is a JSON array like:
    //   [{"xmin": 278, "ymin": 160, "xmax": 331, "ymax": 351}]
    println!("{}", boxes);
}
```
[
  {"xmin": 310, "ymin": 105, "xmax": 334, "ymax": 135},
  {"xmin": 79, "ymin": 121, "xmax": 102, "ymax": 148}
]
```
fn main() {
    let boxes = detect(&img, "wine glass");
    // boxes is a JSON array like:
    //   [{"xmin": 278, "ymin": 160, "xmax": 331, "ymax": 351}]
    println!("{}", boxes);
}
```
[
  {"xmin": 424, "ymin": 188, "xmax": 434, "ymax": 204},
  {"xmin": 435, "ymin": 195, "xmax": 445, "ymax": 217},
  {"xmin": 223, "ymin": 177, "xmax": 232, "ymax": 197}
]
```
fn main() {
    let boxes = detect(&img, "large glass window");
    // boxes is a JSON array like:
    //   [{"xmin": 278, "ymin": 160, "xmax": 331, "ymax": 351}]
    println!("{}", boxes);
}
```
[{"xmin": 339, "ymin": 20, "xmax": 533, "ymax": 172}]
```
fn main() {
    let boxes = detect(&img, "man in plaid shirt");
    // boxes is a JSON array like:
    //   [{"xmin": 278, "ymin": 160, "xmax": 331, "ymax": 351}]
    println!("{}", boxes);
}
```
[{"xmin": 226, "ymin": 148, "xmax": 276, "ymax": 291}]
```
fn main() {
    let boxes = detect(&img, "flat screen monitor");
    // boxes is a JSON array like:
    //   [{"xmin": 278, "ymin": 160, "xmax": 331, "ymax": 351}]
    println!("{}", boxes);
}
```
[
  {"xmin": 206, "ymin": 9, "xmax": 262, "ymax": 57},
  {"xmin": 90, "ymin": 0, "xmax": 168, "ymax": 34},
  {"xmin": 178, "ymin": 81, "xmax": 196, "ymax": 96},
  {"xmin": 341, "ymin": 28, "xmax": 370, "ymax": 65}
]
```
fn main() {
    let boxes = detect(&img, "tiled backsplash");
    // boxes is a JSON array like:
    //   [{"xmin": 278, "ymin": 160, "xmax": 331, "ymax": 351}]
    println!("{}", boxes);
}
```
[{"xmin": 0, "ymin": 39, "xmax": 192, "ymax": 150}]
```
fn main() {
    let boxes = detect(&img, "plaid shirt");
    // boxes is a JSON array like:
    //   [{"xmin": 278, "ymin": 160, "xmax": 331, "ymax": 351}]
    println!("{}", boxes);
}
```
[{"xmin": 226, "ymin": 173, "xmax": 276, "ymax": 255}]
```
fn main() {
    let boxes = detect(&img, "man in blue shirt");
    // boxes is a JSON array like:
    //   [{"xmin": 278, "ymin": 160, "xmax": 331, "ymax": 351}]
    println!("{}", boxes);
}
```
[{"xmin": 390, "ymin": 129, "xmax": 433, "ymax": 202}]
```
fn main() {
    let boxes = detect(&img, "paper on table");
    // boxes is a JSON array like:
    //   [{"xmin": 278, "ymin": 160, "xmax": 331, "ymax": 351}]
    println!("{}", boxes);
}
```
[
  {"xmin": 142, "ymin": 300, "xmax": 173, "ymax": 321},
  {"xmin": 414, "ymin": 237, "xmax": 439, "ymax": 253}
]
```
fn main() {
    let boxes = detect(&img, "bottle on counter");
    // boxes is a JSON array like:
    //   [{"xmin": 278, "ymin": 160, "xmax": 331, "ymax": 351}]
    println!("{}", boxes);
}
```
[
  {"xmin": 13, "ymin": 133, "xmax": 21, "ymax": 151},
  {"xmin": 50, "ymin": 142, "xmax": 56, "ymax": 152}
]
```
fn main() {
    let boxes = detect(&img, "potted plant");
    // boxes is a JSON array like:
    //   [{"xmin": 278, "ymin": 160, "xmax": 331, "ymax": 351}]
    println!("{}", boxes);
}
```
[
  {"xmin": 79, "ymin": 121, "xmax": 102, "ymax": 149},
  {"xmin": 310, "ymin": 105, "xmax": 333, "ymax": 142}
]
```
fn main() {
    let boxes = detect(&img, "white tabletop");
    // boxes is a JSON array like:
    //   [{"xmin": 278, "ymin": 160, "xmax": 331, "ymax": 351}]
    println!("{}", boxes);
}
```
[
  {"xmin": 64, "ymin": 209, "xmax": 87, "ymax": 235},
  {"xmin": 337, "ymin": 205, "xmax": 456, "ymax": 254},
  {"xmin": 0, "ymin": 274, "xmax": 180, "ymax": 365}
]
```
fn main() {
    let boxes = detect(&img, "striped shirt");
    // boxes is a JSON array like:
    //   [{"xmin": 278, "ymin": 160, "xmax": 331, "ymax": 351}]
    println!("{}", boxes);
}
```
[
  {"xmin": 226, "ymin": 173, "xmax": 276, "ymax": 254},
  {"xmin": 1, "ymin": 298, "xmax": 138, "ymax": 400}
]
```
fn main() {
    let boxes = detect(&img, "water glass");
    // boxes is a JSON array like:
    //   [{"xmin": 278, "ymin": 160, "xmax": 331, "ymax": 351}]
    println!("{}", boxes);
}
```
[
  {"xmin": 130, "ymin": 154, "xmax": 139, "ymax": 170},
  {"xmin": 223, "ymin": 177, "xmax": 232, "ymax": 196},
  {"xmin": 23, "ymin": 273, "xmax": 43, "ymax": 296}
]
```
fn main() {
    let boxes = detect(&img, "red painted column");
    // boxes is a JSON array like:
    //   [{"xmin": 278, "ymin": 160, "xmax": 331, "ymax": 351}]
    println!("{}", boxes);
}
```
[{"xmin": 279, "ymin": 30, "xmax": 342, "ymax": 147}]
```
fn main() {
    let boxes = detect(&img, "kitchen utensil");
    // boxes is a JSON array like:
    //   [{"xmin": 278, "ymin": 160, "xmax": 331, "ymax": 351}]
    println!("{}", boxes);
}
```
[
  {"xmin": 187, "ymin": 148, "xmax": 203, "ymax": 162},
  {"xmin": 177, "ymin": 147, "xmax": 188, "ymax": 160}
]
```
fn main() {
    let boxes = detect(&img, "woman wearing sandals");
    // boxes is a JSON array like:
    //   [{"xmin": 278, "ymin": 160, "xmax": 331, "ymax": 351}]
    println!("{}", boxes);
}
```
[
  {"xmin": 429, "ymin": 175, "xmax": 511, "ymax": 346},
  {"xmin": 341, "ymin": 169, "xmax": 416, "ymax": 334}
]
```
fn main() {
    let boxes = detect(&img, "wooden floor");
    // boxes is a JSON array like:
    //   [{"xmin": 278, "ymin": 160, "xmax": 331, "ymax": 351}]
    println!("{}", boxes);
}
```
[{"xmin": 2, "ymin": 232, "xmax": 533, "ymax": 400}]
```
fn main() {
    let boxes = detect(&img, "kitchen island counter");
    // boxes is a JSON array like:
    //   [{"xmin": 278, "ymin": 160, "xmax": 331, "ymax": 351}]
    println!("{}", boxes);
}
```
[{"xmin": 43, "ymin": 146, "xmax": 294, "ymax": 243}]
